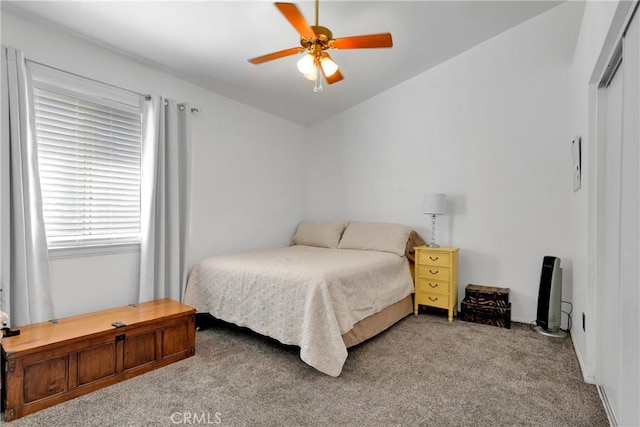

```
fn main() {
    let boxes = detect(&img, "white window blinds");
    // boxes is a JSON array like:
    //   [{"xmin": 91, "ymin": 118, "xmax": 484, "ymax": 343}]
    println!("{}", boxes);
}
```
[{"xmin": 33, "ymin": 87, "xmax": 143, "ymax": 248}]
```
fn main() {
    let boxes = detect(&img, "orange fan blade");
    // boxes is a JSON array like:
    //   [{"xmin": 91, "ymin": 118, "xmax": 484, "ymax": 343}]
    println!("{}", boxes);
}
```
[
  {"xmin": 248, "ymin": 47, "xmax": 304, "ymax": 64},
  {"xmin": 275, "ymin": 3, "xmax": 315, "ymax": 39},
  {"xmin": 333, "ymin": 33, "xmax": 393, "ymax": 49}
]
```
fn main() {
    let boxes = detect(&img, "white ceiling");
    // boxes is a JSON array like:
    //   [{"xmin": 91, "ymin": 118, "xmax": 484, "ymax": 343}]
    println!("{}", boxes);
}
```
[{"xmin": 2, "ymin": 0, "xmax": 563, "ymax": 127}]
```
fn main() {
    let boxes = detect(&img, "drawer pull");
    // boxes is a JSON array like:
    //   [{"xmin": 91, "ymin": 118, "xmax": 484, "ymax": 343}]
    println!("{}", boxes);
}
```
[
  {"xmin": 428, "ymin": 283, "xmax": 438, "ymax": 288},
  {"xmin": 429, "ymin": 269, "xmax": 439, "ymax": 274},
  {"xmin": 428, "ymin": 296, "xmax": 438, "ymax": 302},
  {"xmin": 429, "ymin": 256, "xmax": 439, "ymax": 261}
]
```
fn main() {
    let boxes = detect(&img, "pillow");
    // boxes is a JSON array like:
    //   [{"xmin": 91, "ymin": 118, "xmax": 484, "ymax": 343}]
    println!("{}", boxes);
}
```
[
  {"xmin": 337, "ymin": 222, "xmax": 412, "ymax": 256},
  {"xmin": 405, "ymin": 230, "xmax": 426, "ymax": 261},
  {"xmin": 291, "ymin": 222, "xmax": 347, "ymax": 249}
]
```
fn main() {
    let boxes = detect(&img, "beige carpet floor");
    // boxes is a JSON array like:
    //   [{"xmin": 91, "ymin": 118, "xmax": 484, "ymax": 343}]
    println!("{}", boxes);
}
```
[{"xmin": 5, "ymin": 313, "xmax": 609, "ymax": 426}]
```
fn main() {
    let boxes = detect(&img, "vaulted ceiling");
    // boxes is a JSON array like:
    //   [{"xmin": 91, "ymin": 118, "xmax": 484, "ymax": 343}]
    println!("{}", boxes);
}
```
[{"xmin": 2, "ymin": 1, "xmax": 564, "ymax": 126}]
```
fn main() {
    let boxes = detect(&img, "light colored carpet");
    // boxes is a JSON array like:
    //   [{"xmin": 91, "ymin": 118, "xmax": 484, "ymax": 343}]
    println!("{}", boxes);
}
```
[{"xmin": 6, "ymin": 313, "xmax": 608, "ymax": 426}]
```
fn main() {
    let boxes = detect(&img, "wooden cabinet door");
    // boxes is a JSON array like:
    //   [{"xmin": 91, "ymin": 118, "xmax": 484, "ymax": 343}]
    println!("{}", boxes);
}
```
[
  {"xmin": 124, "ymin": 330, "xmax": 158, "ymax": 370},
  {"xmin": 77, "ymin": 342, "xmax": 117, "ymax": 386},
  {"xmin": 162, "ymin": 322, "xmax": 190, "ymax": 358},
  {"xmin": 22, "ymin": 355, "xmax": 68, "ymax": 405}
]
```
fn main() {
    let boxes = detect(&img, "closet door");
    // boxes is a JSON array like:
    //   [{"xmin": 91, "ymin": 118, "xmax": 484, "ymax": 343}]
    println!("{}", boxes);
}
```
[
  {"xmin": 618, "ymin": 9, "xmax": 639, "ymax": 426},
  {"xmin": 600, "ymin": 47, "xmax": 623, "ymax": 421},
  {"xmin": 598, "ymin": 7, "xmax": 639, "ymax": 426}
]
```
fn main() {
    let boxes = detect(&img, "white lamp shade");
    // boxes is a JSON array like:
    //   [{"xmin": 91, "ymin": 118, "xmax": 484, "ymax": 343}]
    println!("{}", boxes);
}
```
[
  {"xmin": 423, "ymin": 193, "xmax": 446, "ymax": 215},
  {"xmin": 302, "ymin": 68, "xmax": 317, "ymax": 81},
  {"xmin": 319, "ymin": 56, "xmax": 339, "ymax": 77},
  {"xmin": 297, "ymin": 54, "xmax": 315, "ymax": 74}
]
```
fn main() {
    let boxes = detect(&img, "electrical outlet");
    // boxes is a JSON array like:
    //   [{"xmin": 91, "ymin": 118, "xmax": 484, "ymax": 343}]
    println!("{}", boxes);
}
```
[{"xmin": 582, "ymin": 312, "xmax": 586, "ymax": 331}]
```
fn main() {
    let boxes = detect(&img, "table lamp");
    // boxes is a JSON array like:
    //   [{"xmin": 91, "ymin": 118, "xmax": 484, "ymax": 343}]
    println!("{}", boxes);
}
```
[{"xmin": 423, "ymin": 193, "xmax": 446, "ymax": 247}]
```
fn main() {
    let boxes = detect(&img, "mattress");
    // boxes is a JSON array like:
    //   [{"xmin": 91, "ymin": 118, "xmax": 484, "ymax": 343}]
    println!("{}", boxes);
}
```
[{"xmin": 183, "ymin": 245, "xmax": 414, "ymax": 376}]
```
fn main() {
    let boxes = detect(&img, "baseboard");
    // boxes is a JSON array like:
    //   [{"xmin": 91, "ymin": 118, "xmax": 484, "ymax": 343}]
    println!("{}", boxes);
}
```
[
  {"xmin": 570, "ymin": 332, "xmax": 596, "ymax": 384},
  {"xmin": 568, "ymin": 334, "xmax": 614, "ymax": 426},
  {"xmin": 598, "ymin": 385, "xmax": 617, "ymax": 426}
]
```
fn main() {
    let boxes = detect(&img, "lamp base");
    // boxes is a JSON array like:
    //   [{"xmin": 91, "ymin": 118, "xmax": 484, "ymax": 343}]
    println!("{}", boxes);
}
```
[{"xmin": 427, "ymin": 214, "xmax": 440, "ymax": 248}]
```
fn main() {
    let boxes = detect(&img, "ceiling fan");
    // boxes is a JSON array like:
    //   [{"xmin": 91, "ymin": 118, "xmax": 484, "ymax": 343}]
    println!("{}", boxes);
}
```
[{"xmin": 248, "ymin": 1, "xmax": 393, "ymax": 91}]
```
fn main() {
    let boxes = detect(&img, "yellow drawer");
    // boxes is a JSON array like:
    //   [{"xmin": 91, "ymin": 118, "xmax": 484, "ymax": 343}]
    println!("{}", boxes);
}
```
[
  {"xmin": 416, "ymin": 278, "xmax": 449, "ymax": 295},
  {"xmin": 417, "ymin": 265, "xmax": 451, "ymax": 281},
  {"xmin": 415, "ymin": 292, "xmax": 449, "ymax": 310},
  {"xmin": 417, "ymin": 252, "xmax": 450, "ymax": 267}
]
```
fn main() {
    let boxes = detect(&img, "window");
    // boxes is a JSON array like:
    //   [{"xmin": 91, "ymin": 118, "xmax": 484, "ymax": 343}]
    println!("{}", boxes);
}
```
[{"xmin": 30, "ymin": 65, "xmax": 144, "ymax": 250}]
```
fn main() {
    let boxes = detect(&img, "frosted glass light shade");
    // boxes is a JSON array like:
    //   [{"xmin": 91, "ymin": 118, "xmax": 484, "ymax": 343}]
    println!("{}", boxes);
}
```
[
  {"xmin": 297, "ymin": 54, "xmax": 315, "ymax": 74},
  {"xmin": 319, "ymin": 56, "xmax": 338, "ymax": 77},
  {"xmin": 302, "ymin": 68, "xmax": 317, "ymax": 81},
  {"xmin": 423, "ymin": 193, "xmax": 446, "ymax": 215}
]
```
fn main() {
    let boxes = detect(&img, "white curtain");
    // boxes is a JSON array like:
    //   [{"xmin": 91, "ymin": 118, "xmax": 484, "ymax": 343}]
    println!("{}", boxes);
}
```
[
  {"xmin": 139, "ymin": 97, "xmax": 191, "ymax": 303},
  {"xmin": 0, "ymin": 46, "xmax": 54, "ymax": 326}
]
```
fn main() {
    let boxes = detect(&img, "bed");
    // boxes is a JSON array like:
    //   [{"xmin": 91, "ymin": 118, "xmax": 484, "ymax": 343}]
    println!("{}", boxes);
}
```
[{"xmin": 183, "ymin": 221, "xmax": 424, "ymax": 376}]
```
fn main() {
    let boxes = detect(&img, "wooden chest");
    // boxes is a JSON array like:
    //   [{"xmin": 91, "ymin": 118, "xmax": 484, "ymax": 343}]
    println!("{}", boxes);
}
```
[
  {"xmin": 460, "ymin": 284, "xmax": 511, "ymax": 328},
  {"xmin": 1, "ymin": 299, "xmax": 195, "ymax": 421}
]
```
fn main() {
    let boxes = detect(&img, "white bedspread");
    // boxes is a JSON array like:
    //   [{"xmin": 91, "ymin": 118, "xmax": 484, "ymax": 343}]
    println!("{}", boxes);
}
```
[{"xmin": 183, "ymin": 245, "xmax": 414, "ymax": 376}]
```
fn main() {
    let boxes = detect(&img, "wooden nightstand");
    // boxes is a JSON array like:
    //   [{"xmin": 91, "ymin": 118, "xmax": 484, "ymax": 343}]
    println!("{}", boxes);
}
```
[{"xmin": 414, "ymin": 246, "xmax": 459, "ymax": 322}]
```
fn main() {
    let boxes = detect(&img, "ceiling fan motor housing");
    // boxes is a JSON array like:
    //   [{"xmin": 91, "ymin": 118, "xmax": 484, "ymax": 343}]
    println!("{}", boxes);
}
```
[{"xmin": 301, "ymin": 25, "xmax": 334, "ymax": 50}]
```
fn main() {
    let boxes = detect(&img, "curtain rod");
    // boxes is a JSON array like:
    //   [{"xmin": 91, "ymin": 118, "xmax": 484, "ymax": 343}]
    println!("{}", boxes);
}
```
[
  {"xmin": 26, "ymin": 59, "xmax": 150, "ymax": 99},
  {"xmin": 27, "ymin": 59, "xmax": 200, "ymax": 113},
  {"xmin": 168, "ymin": 102, "xmax": 199, "ymax": 114}
]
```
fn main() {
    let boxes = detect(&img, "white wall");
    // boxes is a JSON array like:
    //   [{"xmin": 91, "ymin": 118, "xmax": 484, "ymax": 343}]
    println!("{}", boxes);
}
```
[
  {"xmin": 307, "ymin": 2, "xmax": 584, "ymax": 324},
  {"xmin": 1, "ymin": 11, "xmax": 308, "ymax": 318}
]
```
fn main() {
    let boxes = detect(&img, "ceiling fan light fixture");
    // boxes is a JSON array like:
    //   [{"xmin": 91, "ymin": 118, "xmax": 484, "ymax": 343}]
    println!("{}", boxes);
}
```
[
  {"xmin": 319, "ymin": 55, "xmax": 338, "ymax": 77},
  {"xmin": 248, "ymin": 0, "xmax": 393, "ymax": 89},
  {"xmin": 297, "ymin": 53, "xmax": 315, "ymax": 75}
]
